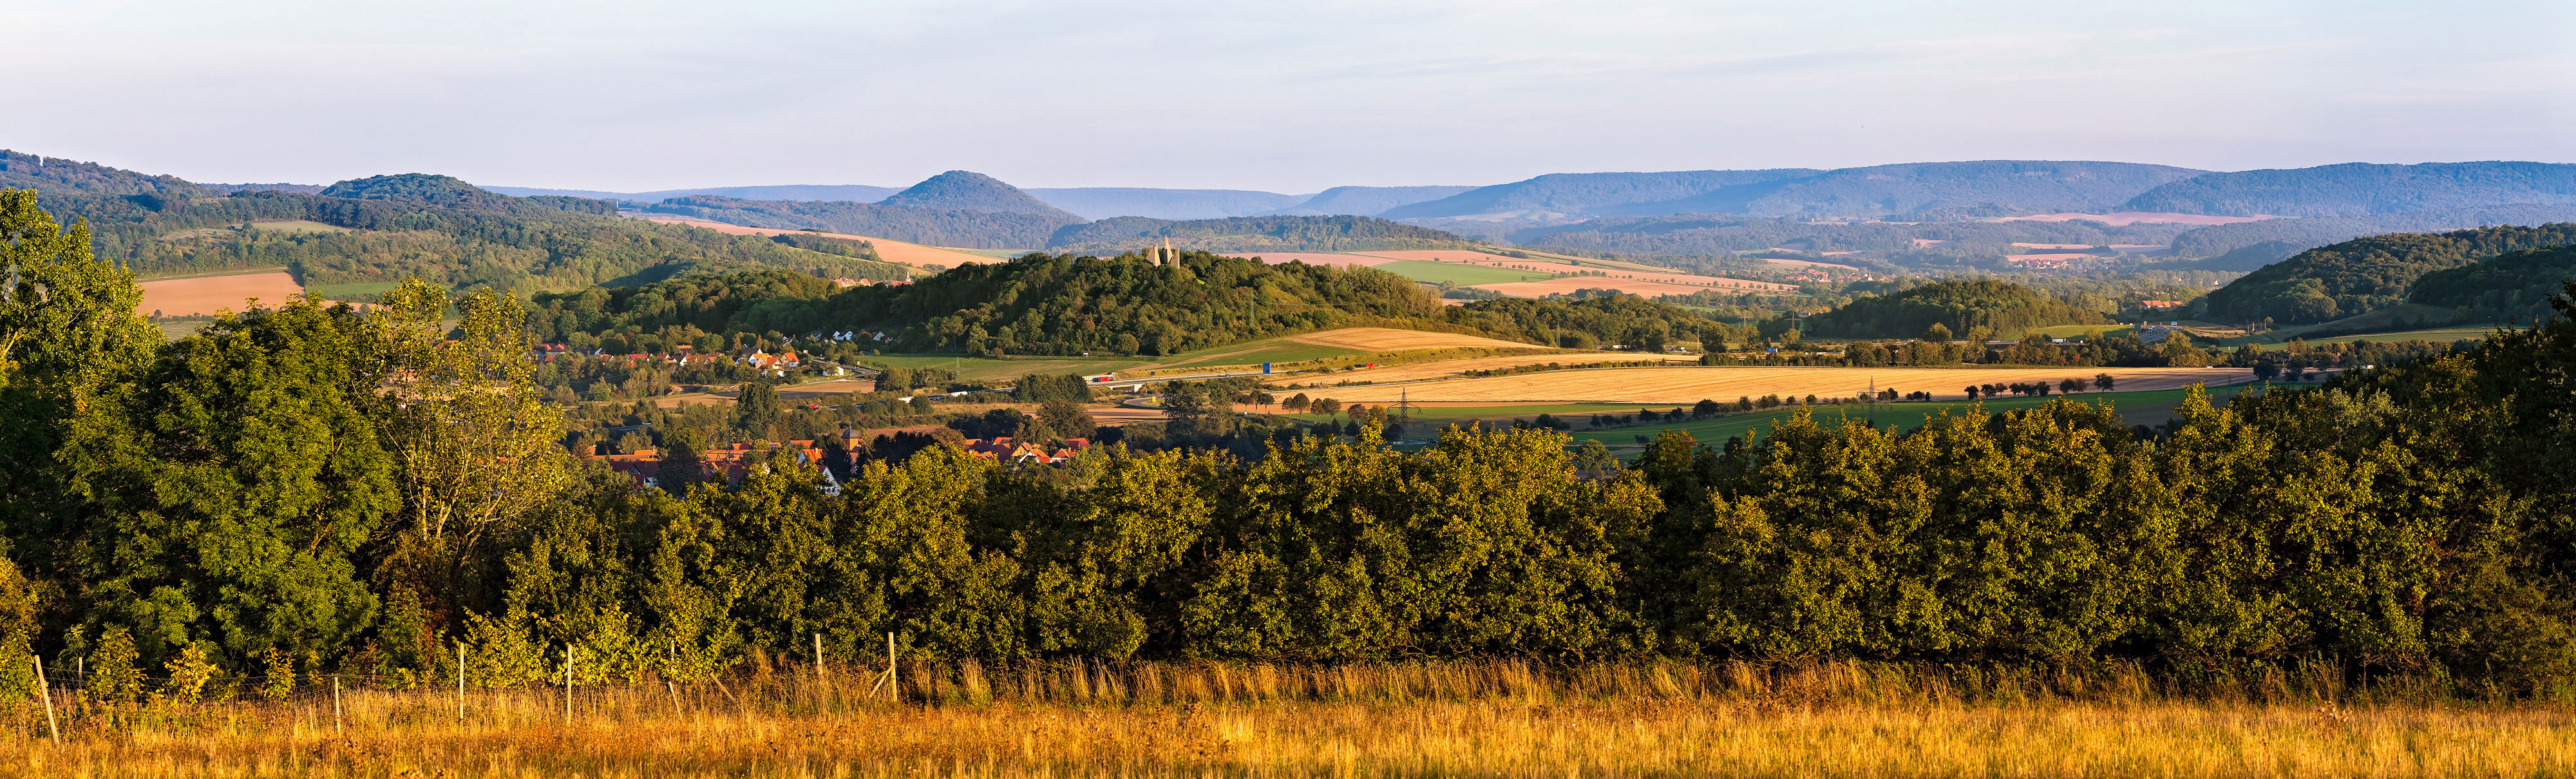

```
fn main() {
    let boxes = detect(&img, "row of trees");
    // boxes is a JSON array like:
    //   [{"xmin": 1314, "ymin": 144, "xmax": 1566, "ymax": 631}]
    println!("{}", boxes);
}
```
[{"xmin": 5, "ymin": 191, "xmax": 2575, "ymax": 696}]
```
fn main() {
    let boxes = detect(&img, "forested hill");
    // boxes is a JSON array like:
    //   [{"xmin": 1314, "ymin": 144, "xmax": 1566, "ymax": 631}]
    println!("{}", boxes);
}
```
[
  {"xmin": 2121, "ymin": 162, "xmax": 2576, "ymax": 217},
  {"xmin": 6, "ymin": 160, "xmax": 913, "ymax": 291},
  {"xmin": 876, "ymin": 170, "xmax": 1083, "ymax": 220},
  {"xmin": 1046, "ymin": 215, "xmax": 1479, "ymax": 253},
  {"xmin": 2167, "ymin": 203, "xmax": 2576, "ymax": 271},
  {"xmin": 1382, "ymin": 169, "xmax": 1820, "ymax": 219},
  {"xmin": 2201, "ymin": 224, "xmax": 2576, "ymax": 325},
  {"xmin": 2407, "ymin": 245, "xmax": 2576, "ymax": 323},
  {"xmin": 0, "ymin": 149, "xmax": 209, "ymax": 198},
  {"xmin": 535, "ymin": 251, "xmax": 1727, "ymax": 357},
  {"xmin": 641, "ymin": 195, "xmax": 1078, "ymax": 248},
  {"xmin": 1024, "ymin": 187, "xmax": 1307, "ymax": 220},
  {"xmin": 1802, "ymin": 278, "xmax": 2110, "ymax": 338}
]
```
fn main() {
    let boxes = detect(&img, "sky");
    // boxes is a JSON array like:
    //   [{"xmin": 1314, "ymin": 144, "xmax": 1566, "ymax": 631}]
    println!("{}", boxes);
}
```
[{"xmin": 8, "ymin": 0, "xmax": 2573, "ymax": 193}]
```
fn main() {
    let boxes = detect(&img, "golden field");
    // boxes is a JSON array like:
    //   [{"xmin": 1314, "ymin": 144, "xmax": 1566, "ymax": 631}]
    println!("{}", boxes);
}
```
[
  {"xmin": 136, "ymin": 271, "xmax": 305, "ymax": 317},
  {"xmin": 8, "ymin": 659, "xmax": 2569, "ymax": 778},
  {"xmin": 1277, "ymin": 327, "xmax": 1546, "ymax": 352},
  {"xmin": 1275, "ymin": 352, "xmax": 1699, "ymax": 385},
  {"xmin": 637, "ymin": 217, "xmax": 990, "ymax": 269},
  {"xmin": 1304, "ymin": 365, "xmax": 2259, "ymax": 404}
]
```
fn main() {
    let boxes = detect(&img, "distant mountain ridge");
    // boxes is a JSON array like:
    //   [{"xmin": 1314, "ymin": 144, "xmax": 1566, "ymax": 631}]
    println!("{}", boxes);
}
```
[
  {"xmin": 1045, "ymin": 215, "xmax": 1475, "ymax": 254},
  {"xmin": 1383, "ymin": 161, "xmax": 2206, "ymax": 220},
  {"xmin": 1024, "ymin": 188, "xmax": 1307, "ymax": 220},
  {"xmin": 487, "ymin": 184, "xmax": 904, "ymax": 203},
  {"xmin": 640, "ymin": 194, "xmax": 1078, "ymax": 249},
  {"xmin": 2121, "ymin": 162, "xmax": 2576, "ymax": 217},
  {"xmin": 1265, "ymin": 185, "xmax": 1481, "ymax": 216}
]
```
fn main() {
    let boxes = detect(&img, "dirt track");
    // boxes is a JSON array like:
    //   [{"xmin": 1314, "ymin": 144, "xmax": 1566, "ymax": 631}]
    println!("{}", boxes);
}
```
[{"xmin": 1298, "ymin": 366, "xmax": 2259, "ymax": 405}]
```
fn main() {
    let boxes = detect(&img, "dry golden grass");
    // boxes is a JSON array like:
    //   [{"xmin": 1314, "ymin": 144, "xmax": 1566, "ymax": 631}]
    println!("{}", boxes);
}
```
[
  {"xmin": 1282, "ymin": 327, "xmax": 1542, "ymax": 352},
  {"xmin": 136, "ymin": 272, "xmax": 306, "ymax": 317},
  {"xmin": 8, "ymin": 659, "xmax": 2568, "ymax": 778},
  {"xmin": 1273, "ymin": 353, "xmax": 1700, "ymax": 386},
  {"xmin": 1309, "ymin": 365, "xmax": 2259, "ymax": 404}
]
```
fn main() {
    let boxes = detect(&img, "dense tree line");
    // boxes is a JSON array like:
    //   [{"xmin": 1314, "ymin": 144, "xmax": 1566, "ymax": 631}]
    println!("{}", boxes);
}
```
[
  {"xmin": 2406, "ymin": 245, "xmax": 2576, "ymax": 325},
  {"xmin": 2202, "ymin": 224, "xmax": 2576, "ymax": 325},
  {"xmin": 1046, "ymin": 215, "xmax": 1476, "ymax": 254},
  {"xmin": 8, "ymin": 192, "xmax": 2576, "ymax": 694},
  {"xmin": 1803, "ymin": 278, "xmax": 2109, "ymax": 338}
]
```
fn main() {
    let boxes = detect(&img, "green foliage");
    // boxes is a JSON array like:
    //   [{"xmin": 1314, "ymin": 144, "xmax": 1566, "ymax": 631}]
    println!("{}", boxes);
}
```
[
  {"xmin": 64, "ymin": 297, "xmax": 397, "ymax": 664},
  {"xmin": 1046, "ymin": 215, "xmax": 1475, "ymax": 253},
  {"xmin": 2202, "ymin": 224, "xmax": 2576, "ymax": 324},
  {"xmin": 2407, "ymin": 245, "xmax": 2576, "ymax": 323},
  {"xmin": 1804, "ymin": 278, "xmax": 2108, "ymax": 338}
]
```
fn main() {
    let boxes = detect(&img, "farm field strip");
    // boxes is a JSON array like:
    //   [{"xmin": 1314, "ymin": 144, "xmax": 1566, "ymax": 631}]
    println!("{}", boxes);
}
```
[
  {"xmin": 1276, "ymin": 352, "xmax": 1698, "ymax": 385},
  {"xmin": 1301, "ymin": 365, "xmax": 2259, "ymax": 405},
  {"xmin": 1283, "ymin": 327, "xmax": 1543, "ymax": 352},
  {"xmin": 1369, "ymin": 259, "xmax": 1542, "ymax": 286},
  {"xmin": 136, "ymin": 271, "xmax": 306, "ymax": 316}
]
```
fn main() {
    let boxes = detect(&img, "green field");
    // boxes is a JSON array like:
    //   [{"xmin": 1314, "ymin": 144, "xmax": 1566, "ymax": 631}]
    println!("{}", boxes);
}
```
[
  {"xmin": 1370, "ymin": 260, "xmax": 1553, "ymax": 286},
  {"xmin": 2025, "ymin": 323, "xmax": 2135, "ymax": 338},
  {"xmin": 1153, "ymin": 336, "xmax": 1363, "ymax": 369},
  {"xmin": 2287, "ymin": 327, "xmax": 2492, "ymax": 348}
]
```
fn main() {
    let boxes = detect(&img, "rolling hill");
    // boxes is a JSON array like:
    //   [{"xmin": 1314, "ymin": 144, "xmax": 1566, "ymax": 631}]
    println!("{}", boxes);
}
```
[
  {"xmin": 2121, "ymin": 162, "xmax": 2576, "ymax": 217},
  {"xmin": 2406, "ymin": 245, "xmax": 2576, "ymax": 323},
  {"xmin": 2169, "ymin": 203, "xmax": 2576, "ymax": 271},
  {"xmin": 876, "ymin": 170, "xmax": 1083, "ymax": 220},
  {"xmin": 1802, "ymin": 278, "xmax": 2110, "ymax": 338},
  {"xmin": 2201, "ymin": 224, "xmax": 2576, "ymax": 325},
  {"xmin": 1381, "ymin": 169, "xmax": 1821, "ymax": 220}
]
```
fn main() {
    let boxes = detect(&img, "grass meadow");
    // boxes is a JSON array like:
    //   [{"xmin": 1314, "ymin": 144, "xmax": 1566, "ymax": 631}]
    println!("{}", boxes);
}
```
[
  {"xmin": 1368, "ymin": 259, "xmax": 1553, "ymax": 286},
  {"xmin": 8, "ymin": 659, "xmax": 2569, "ymax": 778}
]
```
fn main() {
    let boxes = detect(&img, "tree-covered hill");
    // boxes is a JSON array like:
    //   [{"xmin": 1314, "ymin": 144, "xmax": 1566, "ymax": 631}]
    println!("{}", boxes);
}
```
[
  {"xmin": 1046, "ymin": 215, "xmax": 1479, "ymax": 254},
  {"xmin": 1510, "ymin": 214, "xmax": 2197, "ymax": 257},
  {"xmin": 0, "ymin": 149, "xmax": 210, "ymax": 198},
  {"xmin": 2202, "ymin": 224, "xmax": 2576, "ymax": 325},
  {"xmin": 2121, "ymin": 162, "xmax": 2576, "ymax": 217},
  {"xmin": 2407, "ymin": 245, "xmax": 2576, "ymax": 323},
  {"xmin": 1802, "ymin": 278, "xmax": 2109, "ymax": 338},
  {"xmin": 640, "ymin": 194, "xmax": 1077, "ymax": 248},
  {"xmin": 2166, "ymin": 204, "xmax": 2576, "ymax": 270},
  {"xmin": 5, "ymin": 156, "xmax": 914, "ymax": 293},
  {"xmin": 876, "ymin": 170, "xmax": 1083, "ymax": 220},
  {"xmin": 535, "ymin": 251, "xmax": 1728, "ymax": 357}
]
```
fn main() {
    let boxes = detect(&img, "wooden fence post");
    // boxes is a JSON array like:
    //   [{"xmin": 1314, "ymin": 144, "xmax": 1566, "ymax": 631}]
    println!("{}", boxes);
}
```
[{"xmin": 34, "ymin": 655, "xmax": 59, "ymax": 745}]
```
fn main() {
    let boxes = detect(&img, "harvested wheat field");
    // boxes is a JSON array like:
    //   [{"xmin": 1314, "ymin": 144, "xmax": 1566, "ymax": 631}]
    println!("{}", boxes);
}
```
[
  {"xmin": 1309, "ymin": 365, "xmax": 2258, "ymax": 404},
  {"xmin": 1477, "ymin": 276, "xmax": 1761, "ymax": 297},
  {"xmin": 1276, "ymin": 352, "xmax": 1699, "ymax": 385},
  {"xmin": 136, "ymin": 271, "xmax": 305, "ymax": 316},
  {"xmin": 1284, "ymin": 327, "xmax": 1544, "ymax": 352}
]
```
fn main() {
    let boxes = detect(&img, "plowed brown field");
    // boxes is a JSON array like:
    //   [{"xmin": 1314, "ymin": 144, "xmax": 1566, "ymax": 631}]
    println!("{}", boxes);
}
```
[
  {"xmin": 1283, "ymin": 327, "xmax": 1544, "ymax": 351},
  {"xmin": 1301, "ymin": 366, "xmax": 2257, "ymax": 404},
  {"xmin": 138, "ymin": 271, "xmax": 305, "ymax": 316}
]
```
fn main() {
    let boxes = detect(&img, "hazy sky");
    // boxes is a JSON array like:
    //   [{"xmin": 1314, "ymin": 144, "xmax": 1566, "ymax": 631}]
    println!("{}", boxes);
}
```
[{"xmin": 10, "ymin": 1, "xmax": 2571, "ymax": 193}]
